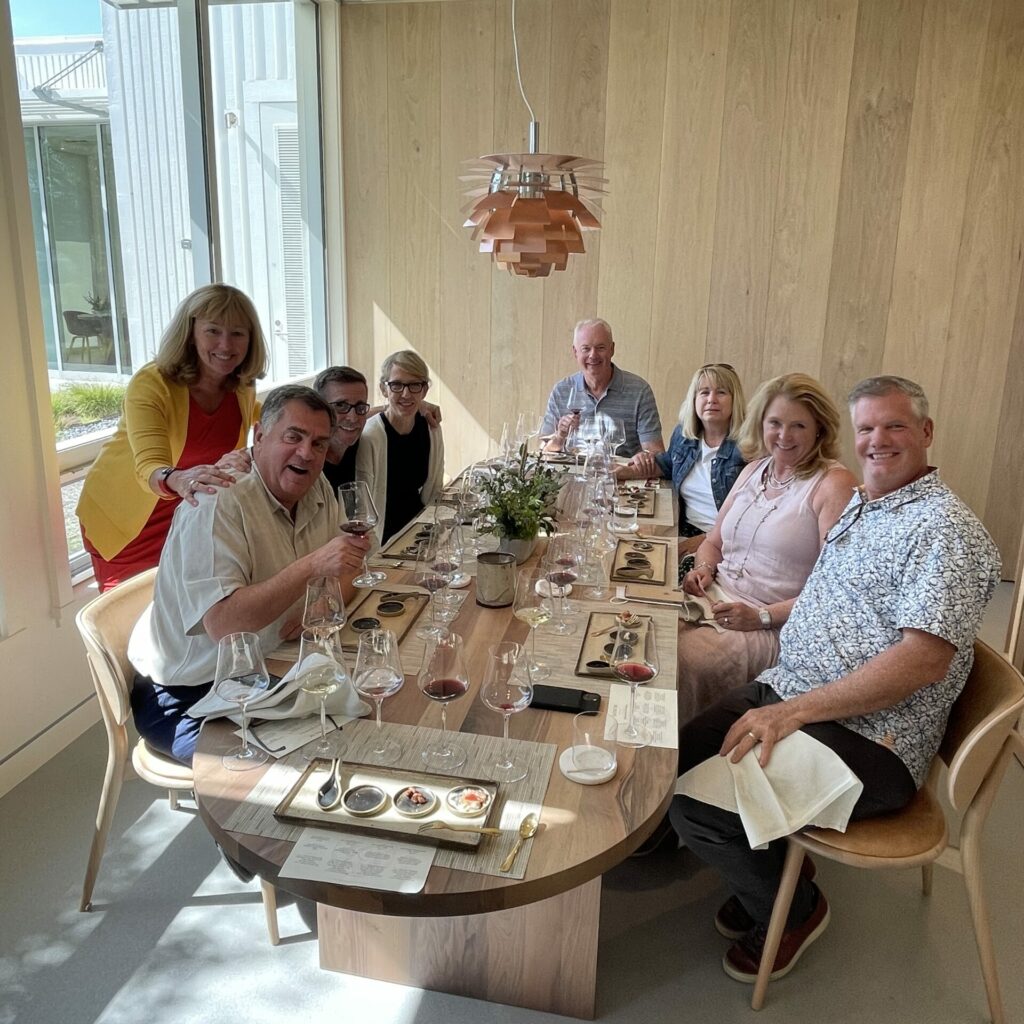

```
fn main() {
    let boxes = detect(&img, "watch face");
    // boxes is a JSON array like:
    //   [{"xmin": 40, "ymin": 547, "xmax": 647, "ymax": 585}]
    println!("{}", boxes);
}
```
[{"xmin": 759, "ymin": 608, "xmax": 772, "ymax": 628}]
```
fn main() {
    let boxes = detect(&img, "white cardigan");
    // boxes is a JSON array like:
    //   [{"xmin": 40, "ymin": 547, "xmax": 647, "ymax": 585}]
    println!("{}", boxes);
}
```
[{"xmin": 355, "ymin": 412, "xmax": 445, "ymax": 545}]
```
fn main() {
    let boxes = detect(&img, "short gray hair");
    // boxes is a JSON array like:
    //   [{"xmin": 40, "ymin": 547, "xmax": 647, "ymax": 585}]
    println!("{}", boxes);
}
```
[
  {"xmin": 573, "ymin": 318, "xmax": 613, "ymax": 345},
  {"xmin": 260, "ymin": 384, "xmax": 335, "ymax": 432},
  {"xmin": 848, "ymin": 376, "xmax": 929, "ymax": 420}
]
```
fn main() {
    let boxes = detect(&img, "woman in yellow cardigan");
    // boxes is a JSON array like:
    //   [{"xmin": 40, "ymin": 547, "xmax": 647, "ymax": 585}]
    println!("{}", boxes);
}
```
[{"xmin": 77, "ymin": 284, "xmax": 268, "ymax": 590}]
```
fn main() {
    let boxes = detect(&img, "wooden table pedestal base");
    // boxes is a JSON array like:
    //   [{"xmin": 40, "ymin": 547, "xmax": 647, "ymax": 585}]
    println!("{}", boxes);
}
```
[{"xmin": 317, "ymin": 877, "xmax": 602, "ymax": 1019}]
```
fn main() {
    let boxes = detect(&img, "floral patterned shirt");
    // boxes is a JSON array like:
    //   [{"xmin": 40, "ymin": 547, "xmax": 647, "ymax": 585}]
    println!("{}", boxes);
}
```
[{"xmin": 761, "ymin": 471, "xmax": 1001, "ymax": 787}]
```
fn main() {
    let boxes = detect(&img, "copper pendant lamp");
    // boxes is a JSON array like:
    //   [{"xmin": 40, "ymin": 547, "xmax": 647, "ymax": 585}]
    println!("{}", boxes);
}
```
[{"xmin": 461, "ymin": 0, "xmax": 606, "ymax": 278}]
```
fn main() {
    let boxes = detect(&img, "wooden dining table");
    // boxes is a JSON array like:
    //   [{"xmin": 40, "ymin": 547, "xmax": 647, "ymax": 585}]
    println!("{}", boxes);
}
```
[{"xmin": 192, "ymin": 481, "xmax": 680, "ymax": 1019}]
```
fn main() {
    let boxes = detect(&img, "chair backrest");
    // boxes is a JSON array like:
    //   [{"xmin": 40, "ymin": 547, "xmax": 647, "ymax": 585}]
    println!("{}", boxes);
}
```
[
  {"xmin": 75, "ymin": 568, "xmax": 158, "ymax": 727},
  {"xmin": 939, "ymin": 639, "xmax": 1024, "ymax": 811},
  {"xmin": 63, "ymin": 309, "xmax": 93, "ymax": 335}
]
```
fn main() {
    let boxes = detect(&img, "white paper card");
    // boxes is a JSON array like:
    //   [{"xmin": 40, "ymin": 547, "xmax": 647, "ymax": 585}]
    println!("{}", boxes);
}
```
[
  {"xmin": 239, "ymin": 715, "xmax": 352, "ymax": 758},
  {"xmin": 606, "ymin": 682, "xmax": 678, "ymax": 749},
  {"xmin": 279, "ymin": 827, "xmax": 435, "ymax": 893}
]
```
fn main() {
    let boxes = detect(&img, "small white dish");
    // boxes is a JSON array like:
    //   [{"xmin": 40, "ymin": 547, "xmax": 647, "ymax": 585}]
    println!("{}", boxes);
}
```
[
  {"xmin": 535, "ymin": 579, "xmax": 573, "ymax": 599},
  {"xmin": 559, "ymin": 747, "xmax": 616, "ymax": 785},
  {"xmin": 447, "ymin": 573, "xmax": 471, "ymax": 589},
  {"xmin": 608, "ymin": 522, "xmax": 640, "ymax": 535}
]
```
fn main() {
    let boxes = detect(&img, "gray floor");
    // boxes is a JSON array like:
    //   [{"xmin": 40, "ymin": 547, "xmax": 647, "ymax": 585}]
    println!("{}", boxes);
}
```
[{"xmin": 2, "ymin": 588, "xmax": 1021, "ymax": 1024}]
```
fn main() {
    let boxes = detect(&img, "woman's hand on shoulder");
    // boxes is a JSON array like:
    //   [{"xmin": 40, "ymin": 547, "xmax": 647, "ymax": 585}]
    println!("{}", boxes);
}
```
[
  {"xmin": 421, "ymin": 402, "xmax": 442, "ymax": 429},
  {"xmin": 215, "ymin": 448, "xmax": 252, "ymax": 475},
  {"xmin": 168, "ymin": 463, "xmax": 238, "ymax": 506}
]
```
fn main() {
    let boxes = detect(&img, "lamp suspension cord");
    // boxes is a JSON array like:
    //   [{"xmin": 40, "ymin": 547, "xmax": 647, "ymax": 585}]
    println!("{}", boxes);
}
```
[{"xmin": 511, "ymin": 0, "xmax": 536, "ymax": 123}]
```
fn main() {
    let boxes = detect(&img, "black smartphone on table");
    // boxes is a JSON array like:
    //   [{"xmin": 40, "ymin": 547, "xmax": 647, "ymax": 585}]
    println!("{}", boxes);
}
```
[{"xmin": 530, "ymin": 684, "xmax": 601, "ymax": 714}]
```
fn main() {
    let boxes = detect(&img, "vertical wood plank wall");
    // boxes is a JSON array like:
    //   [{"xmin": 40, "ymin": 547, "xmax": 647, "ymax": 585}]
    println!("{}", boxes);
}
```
[{"xmin": 338, "ymin": 0, "xmax": 1024, "ymax": 573}]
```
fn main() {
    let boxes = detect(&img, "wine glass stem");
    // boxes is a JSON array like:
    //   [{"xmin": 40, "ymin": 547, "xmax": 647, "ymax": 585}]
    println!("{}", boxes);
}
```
[
  {"xmin": 239, "ymin": 703, "xmax": 250, "ymax": 755},
  {"xmin": 361, "ymin": 555, "xmax": 370, "ymax": 579},
  {"xmin": 627, "ymin": 682, "xmax": 638, "ymax": 729},
  {"xmin": 502, "ymin": 714, "xmax": 511, "ymax": 742},
  {"xmin": 319, "ymin": 696, "xmax": 328, "ymax": 742},
  {"xmin": 375, "ymin": 697, "xmax": 384, "ymax": 733},
  {"xmin": 439, "ymin": 704, "xmax": 449, "ymax": 753}
]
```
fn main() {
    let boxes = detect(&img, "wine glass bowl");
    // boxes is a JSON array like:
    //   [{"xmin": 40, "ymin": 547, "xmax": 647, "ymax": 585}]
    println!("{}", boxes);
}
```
[
  {"xmin": 611, "ymin": 624, "xmax": 659, "ymax": 748},
  {"xmin": 418, "ymin": 632, "xmax": 470, "ymax": 771},
  {"xmin": 542, "ymin": 534, "xmax": 582, "ymax": 635},
  {"xmin": 353, "ymin": 628, "xmax": 404, "ymax": 765},
  {"xmin": 213, "ymin": 632, "xmax": 271, "ymax": 771},
  {"xmin": 513, "ymin": 568, "xmax": 552, "ymax": 682},
  {"xmin": 415, "ymin": 538, "xmax": 451, "ymax": 641},
  {"xmin": 480, "ymin": 641, "xmax": 532, "ymax": 782},
  {"xmin": 337, "ymin": 480, "xmax": 386, "ymax": 587},
  {"xmin": 297, "ymin": 629, "xmax": 348, "ymax": 761},
  {"xmin": 302, "ymin": 576, "xmax": 346, "ymax": 639}
]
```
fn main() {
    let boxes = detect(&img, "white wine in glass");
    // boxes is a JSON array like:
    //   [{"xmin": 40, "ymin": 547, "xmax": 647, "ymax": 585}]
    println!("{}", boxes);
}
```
[
  {"xmin": 297, "ymin": 629, "xmax": 348, "ymax": 761},
  {"xmin": 513, "ymin": 568, "xmax": 552, "ymax": 682}
]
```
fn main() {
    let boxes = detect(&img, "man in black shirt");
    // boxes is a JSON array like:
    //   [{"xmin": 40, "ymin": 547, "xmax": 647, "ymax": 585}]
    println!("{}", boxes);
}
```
[{"xmin": 313, "ymin": 366, "xmax": 371, "ymax": 490}]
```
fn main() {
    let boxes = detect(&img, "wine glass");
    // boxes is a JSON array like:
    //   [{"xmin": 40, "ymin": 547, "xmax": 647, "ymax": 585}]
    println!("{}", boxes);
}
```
[
  {"xmin": 514, "ymin": 410, "xmax": 541, "ymax": 452},
  {"xmin": 302, "ymin": 576, "xmax": 346, "ymax": 639},
  {"xmin": 566, "ymin": 384, "xmax": 585, "ymax": 420},
  {"xmin": 611, "ymin": 622, "xmax": 659, "ymax": 748},
  {"xmin": 418, "ymin": 631, "xmax": 470, "ymax": 771},
  {"xmin": 353, "ymin": 628, "xmax": 404, "ymax": 765},
  {"xmin": 542, "ymin": 534, "xmax": 582, "ymax": 635},
  {"xmin": 337, "ymin": 480, "xmax": 386, "ymax": 587},
  {"xmin": 415, "ymin": 538, "xmax": 451, "ymax": 641},
  {"xmin": 601, "ymin": 417, "xmax": 626, "ymax": 456},
  {"xmin": 480, "ymin": 641, "xmax": 533, "ymax": 782},
  {"xmin": 213, "ymin": 632, "xmax": 271, "ymax": 771},
  {"xmin": 296, "ymin": 628, "xmax": 349, "ymax": 761},
  {"xmin": 513, "ymin": 567, "xmax": 552, "ymax": 682}
]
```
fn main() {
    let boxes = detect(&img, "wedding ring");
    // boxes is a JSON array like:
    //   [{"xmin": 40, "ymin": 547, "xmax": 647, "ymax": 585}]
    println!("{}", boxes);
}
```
[
  {"xmin": 747, "ymin": 731, "xmax": 757, "ymax": 742},
  {"xmin": 723, "ymin": 617, "xmax": 730, "ymax": 625}
]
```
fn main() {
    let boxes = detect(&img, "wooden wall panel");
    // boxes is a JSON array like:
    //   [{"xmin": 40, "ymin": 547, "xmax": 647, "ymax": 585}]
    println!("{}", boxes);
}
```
[
  {"xmin": 882, "ymin": 0, "xmax": 989, "ymax": 406},
  {"xmin": 438, "ymin": 1, "xmax": 495, "ymax": 473},
  {"xmin": 761, "ymin": 0, "xmax": 857, "ymax": 381},
  {"xmin": 539, "ymin": 0, "xmax": 610, "ymax": 406},
  {"xmin": 385, "ymin": 4, "xmax": 441, "ymax": 371},
  {"xmin": 931, "ymin": 0, "xmax": 1024, "ymax": 515},
  {"xmin": 820, "ymin": 0, "xmax": 923, "ymax": 426},
  {"xmin": 706, "ymin": 0, "xmax": 794, "ymax": 387},
  {"xmin": 648, "ymin": 0, "xmax": 731, "ymax": 424},
  {"xmin": 339, "ymin": 0, "xmax": 1024, "ymax": 572},
  {"xmin": 339, "ymin": 3, "xmax": 389, "ymax": 375},
  {"xmin": 597, "ymin": 0, "xmax": 669, "ymax": 380}
]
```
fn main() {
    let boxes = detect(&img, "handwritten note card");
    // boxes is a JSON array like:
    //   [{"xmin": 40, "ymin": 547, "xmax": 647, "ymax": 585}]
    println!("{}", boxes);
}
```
[
  {"xmin": 606, "ymin": 682, "xmax": 678, "ymax": 750},
  {"xmin": 279, "ymin": 827, "xmax": 435, "ymax": 893}
]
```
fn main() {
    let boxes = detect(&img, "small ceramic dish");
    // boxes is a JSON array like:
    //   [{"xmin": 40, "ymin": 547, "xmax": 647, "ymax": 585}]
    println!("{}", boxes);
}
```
[
  {"xmin": 393, "ymin": 785, "xmax": 438, "ymax": 818},
  {"xmin": 446, "ymin": 785, "xmax": 492, "ymax": 818},
  {"xmin": 342, "ymin": 784, "xmax": 388, "ymax": 817}
]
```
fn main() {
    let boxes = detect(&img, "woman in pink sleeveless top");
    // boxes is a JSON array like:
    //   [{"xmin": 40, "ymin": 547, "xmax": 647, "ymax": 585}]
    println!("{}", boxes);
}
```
[{"xmin": 676, "ymin": 373, "xmax": 857, "ymax": 724}]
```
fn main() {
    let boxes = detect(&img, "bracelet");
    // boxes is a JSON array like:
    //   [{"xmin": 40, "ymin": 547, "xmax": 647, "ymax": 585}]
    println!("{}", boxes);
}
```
[
  {"xmin": 156, "ymin": 466, "xmax": 177, "ymax": 498},
  {"xmin": 694, "ymin": 561, "xmax": 717, "ymax": 578}
]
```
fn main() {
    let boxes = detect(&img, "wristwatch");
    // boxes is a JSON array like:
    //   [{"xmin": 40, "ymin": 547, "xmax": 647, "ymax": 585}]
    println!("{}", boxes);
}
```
[
  {"xmin": 157, "ymin": 465, "xmax": 177, "ymax": 497},
  {"xmin": 758, "ymin": 607, "xmax": 772, "ymax": 630}
]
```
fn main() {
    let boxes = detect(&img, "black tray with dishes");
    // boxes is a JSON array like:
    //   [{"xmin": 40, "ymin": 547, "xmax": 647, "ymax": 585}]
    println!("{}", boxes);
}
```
[
  {"xmin": 378, "ymin": 519, "xmax": 440, "ymax": 560},
  {"xmin": 574, "ymin": 610, "xmax": 653, "ymax": 678},
  {"xmin": 275, "ymin": 759, "xmax": 500, "ymax": 849},
  {"xmin": 616, "ymin": 484, "xmax": 657, "ymax": 518},
  {"xmin": 336, "ymin": 588, "xmax": 429, "ymax": 651},
  {"xmin": 609, "ymin": 537, "xmax": 670, "ymax": 585}
]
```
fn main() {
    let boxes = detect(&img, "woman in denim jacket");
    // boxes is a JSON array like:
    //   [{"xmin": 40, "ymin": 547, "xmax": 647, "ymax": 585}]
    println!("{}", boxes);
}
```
[{"xmin": 623, "ymin": 363, "xmax": 747, "ymax": 572}]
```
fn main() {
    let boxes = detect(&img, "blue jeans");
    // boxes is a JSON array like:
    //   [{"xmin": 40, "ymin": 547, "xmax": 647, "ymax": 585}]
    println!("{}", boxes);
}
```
[{"xmin": 130, "ymin": 673, "xmax": 212, "ymax": 766}]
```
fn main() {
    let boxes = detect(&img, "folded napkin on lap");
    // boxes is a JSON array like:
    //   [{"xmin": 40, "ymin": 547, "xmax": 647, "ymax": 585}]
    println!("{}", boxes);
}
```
[
  {"xmin": 678, "ymin": 730, "xmax": 863, "ymax": 849},
  {"xmin": 188, "ymin": 653, "xmax": 371, "ymax": 721}
]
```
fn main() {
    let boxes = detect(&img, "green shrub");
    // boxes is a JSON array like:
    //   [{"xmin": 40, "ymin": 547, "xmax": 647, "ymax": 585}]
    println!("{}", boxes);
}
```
[{"xmin": 51, "ymin": 382, "xmax": 127, "ymax": 430}]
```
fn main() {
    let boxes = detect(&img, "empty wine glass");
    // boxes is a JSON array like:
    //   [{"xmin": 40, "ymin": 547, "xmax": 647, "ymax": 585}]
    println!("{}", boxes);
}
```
[
  {"xmin": 302, "ymin": 576, "xmax": 346, "ymax": 639},
  {"xmin": 542, "ymin": 534, "xmax": 582, "ymax": 635},
  {"xmin": 214, "ymin": 632, "xmax": 271, "ymax": 771},
  {"xmin": 415, "ymin": 538, "xmax": 451, "ymax": 641},
  {"xmin": 337, "ymin": 480, "xmax": 386, "ymax": 587},
  {"xmin": 513, "ymin": 567, "xmax": 552, "ymax": 682},
  {"xmin": 611, "ymin": 622, "xmax": 659, "ymax": 748},
  {"xmin": 480, "ymin": 642, "xmax": 533, "ymax": 782},
  {"xmin": 297, "ymin": 628, "xmax": 349, "ymax": 761},
  {"xmin": 601, "ymin": 416, "xmax": 626, "ymax": 456},
  {"xmin": 353, "ymin": 628, "xmax": 404, "ymax": 765},
  {"xmin": 418, "ymin": 631, "xmax": 469, "ymax": 771}
]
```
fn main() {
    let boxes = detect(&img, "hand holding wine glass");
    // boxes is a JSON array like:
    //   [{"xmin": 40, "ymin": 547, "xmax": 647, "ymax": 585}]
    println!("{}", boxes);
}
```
[
  {"xmin": 297, "ymin": 628, "xmax": 349, "ymax": 761},
  {"xmin": 611, "ymin": 621, "xmax": 659, "ymax": 748},
  {"xmin": 354, "ymin": 629, "xmax": 404, "ymax": 765},
  {"xmin": 214, "ymin": 632, "xmax": 271, "ymax": 771},
  {"xmin": 418, "ymin": 631, "xmax": 470, "ymax": 771},
  {"xmin": 480, "ymin": 641, "xmax": 532, "ymax": 782},
  {"xmin": 337, "ymin": 480, "xmax": 385, "ymax": 587}
]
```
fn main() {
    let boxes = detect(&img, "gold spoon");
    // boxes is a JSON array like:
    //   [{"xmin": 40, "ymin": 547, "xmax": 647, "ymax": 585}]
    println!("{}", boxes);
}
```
[
  {"xmin": 417, "ymin": 822, "xmax": 503, "ymax": 836},
  {"xmin": 499, "ymin": 813, "xmax": 540, "ymax": 872}
]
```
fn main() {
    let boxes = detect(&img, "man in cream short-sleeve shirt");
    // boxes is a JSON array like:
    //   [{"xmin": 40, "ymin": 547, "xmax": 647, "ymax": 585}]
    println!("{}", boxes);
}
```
[{"xmin": 128, "ymin": 384, "xmax": 370, "ymax": 765}]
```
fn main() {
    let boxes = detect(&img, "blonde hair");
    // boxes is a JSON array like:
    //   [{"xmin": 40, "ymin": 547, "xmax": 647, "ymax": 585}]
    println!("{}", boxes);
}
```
[
  {"xmin": 736, "ymin": 373, "xmax": 841, "ymax": 477},
  {"xmin": 154, "ymin": 284, "xmax": 267, "ymax": 388},
  {"xmin": 678, "ymin": 364, "xmax": 746, "ymax": 440},
  {"xmin": 379, "ymin": 349, "xmax": 430, "ymax": 384}
]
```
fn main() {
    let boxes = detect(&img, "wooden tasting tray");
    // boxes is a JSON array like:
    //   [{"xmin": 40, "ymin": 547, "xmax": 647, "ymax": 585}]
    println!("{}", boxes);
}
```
[
  {"xmin": 609, "ymin": 537, "xmax": 670, "ymax": 586},
  {"xmin": 337, "ymin": 588, "xmax": 429, "ymax": 651},
  {"xmin": 616, "ymin": 484, "xmax": 657, "ymax": 518},
  {"xmin": 379, "ymin": 520, "xmax": 441, "ymax": 560},
  {"xmin": 574, "ymin": 611, "xmax": 654, "ymax": 679}
]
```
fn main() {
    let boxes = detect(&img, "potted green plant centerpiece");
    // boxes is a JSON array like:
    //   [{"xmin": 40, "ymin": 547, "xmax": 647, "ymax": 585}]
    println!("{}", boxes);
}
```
[{"xmin": 478, "ymin": 444, "xmax": 562, "ymax": 563}]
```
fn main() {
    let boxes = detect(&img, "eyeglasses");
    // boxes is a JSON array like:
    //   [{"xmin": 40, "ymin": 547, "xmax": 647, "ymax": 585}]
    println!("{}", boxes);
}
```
[
  {"xmin": 824, "ymin": 492, "xmax": 867, "ymax": 545},
  {"xmin": 384, "ymin": 380, "xmax": 428, "ymax": 394},
  {"xmin": 329, "ymin": 399, "xmax": 371, "ymax": 416},
  {"xmin": 699, "ymin": 362, "xmax": 736, "ymax": 373}
]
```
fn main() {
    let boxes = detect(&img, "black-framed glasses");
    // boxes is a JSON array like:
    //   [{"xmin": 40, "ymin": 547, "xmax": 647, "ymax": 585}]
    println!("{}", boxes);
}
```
[
  {"xmin": 384, "ymin": 380, "xmax": 428, "ymax": 394},
  {"xmin": 699, "ymin": 362, "xmax": 736, "ymax": 373},
  {"xmin": 824, "ymin": 492, "xmax": 867, "ymax": 545},
  {"xmin": 329, "ymin": 399, "xmax": 371, "ymax": 415}
]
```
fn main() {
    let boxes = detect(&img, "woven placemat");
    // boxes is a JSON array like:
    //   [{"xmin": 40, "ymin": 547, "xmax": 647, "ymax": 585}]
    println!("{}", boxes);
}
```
[
  {"xmin": 223, "ymin": 718, "xmax": 556, "ymax": 880},
  {"xmin": 369, "ymin": 507, "xmax": 489, "ymax": 577}
]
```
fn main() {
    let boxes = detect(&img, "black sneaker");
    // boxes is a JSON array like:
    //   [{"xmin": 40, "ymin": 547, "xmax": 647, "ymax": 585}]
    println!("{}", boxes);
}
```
[{"xmin": 630, "ymin": 815, "xmax": 680, "ymax": 857}]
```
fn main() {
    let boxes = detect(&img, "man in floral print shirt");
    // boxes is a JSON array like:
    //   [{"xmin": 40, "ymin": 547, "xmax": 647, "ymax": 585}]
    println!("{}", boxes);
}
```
[{"xmin": 670, "ymin": 375, "xmax": 1001, "ymax": 985}]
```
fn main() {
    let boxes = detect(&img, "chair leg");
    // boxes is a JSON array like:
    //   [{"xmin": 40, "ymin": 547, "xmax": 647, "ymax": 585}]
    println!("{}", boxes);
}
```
[
  {"xmin": 752, "ymin": 840, "xmax": 805, "ymax": 1010},
  {"xmin": 959, "ymin": 743, "xmax": 1012, "ymax": 1024},
  {"xmin": 260, "ymin": 878, "xmax": 280, "ymax": 946},
  {"xmin": 921, "ymin": 863, "xmax": 933, "ymax": 896},
  {"xmin": 80, "ymin": 721, "xmax": 129, "ymax": 912},
  {"xmin": 168, "ymin": 789, "xmax": 179, "ymax": 810}
]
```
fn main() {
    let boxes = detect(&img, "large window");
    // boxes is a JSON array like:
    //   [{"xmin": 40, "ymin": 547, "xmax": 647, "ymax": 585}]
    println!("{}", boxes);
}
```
[{"xmin": 12, "ymin": 0, "xmax": 329, "ymax": 575}]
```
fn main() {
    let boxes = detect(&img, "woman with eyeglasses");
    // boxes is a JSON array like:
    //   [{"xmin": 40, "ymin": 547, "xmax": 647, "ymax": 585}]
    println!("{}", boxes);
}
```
[
  {"xmin": 356, "ymin": 350, "xmax": 445, "ymax": 543},
  {"xmin": 622, "ymin": 363, "xmax": 748, "ymax": 576},
  {"xmin": 675, "ymin": 373, "xmax": 856, "ymax": 723}
]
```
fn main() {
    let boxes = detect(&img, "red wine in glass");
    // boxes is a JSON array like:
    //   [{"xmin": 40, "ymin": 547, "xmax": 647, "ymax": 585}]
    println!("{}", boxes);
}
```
[
  {"xmin": 546, "ymin": 569, "xmax": 578, "ymax": 587},
  {"xmin": 614, "ymin": 661, "xmax": 656, "ymax": 684},
  {"xmin": 340, "ymin": 518, "xmax": 375, "ymax": 536},
  {"xmin": 419, "ymin": 573, "xmax": 449, "ymax": 594},
  {"xmin": 422, "ymin": 676, "xmax": 469, "ymax": 701}
]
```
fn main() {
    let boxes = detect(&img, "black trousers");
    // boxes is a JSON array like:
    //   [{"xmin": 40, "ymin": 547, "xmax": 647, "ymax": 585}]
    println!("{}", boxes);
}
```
[{"xmin": 670, "ymin": 682, "xmax": 916, "ymax": 927}]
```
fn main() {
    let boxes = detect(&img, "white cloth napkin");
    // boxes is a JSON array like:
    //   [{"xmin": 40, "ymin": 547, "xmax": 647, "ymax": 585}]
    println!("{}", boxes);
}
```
[
  {"xmin": 676, "ymin": 580, "xmax": 728, "ymax": 633},
  {"xmin": 678, "ymin": 730, "xmax": 863, "ymax": 850},
  {"xmin": 188, "ymin": 652, "xmax": 371, "ymax": 721}
]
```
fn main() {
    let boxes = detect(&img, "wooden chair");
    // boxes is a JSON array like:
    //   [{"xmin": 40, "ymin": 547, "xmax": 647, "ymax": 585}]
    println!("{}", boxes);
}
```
[
  {"xmin": 752, "ymin": 640, "xmax": 1024, "ymax": 1022},
  {"xmin": 76, "ymin": 568, "xmax": 281, "ymax": 943},
  {"xmin": 62, "ymin": 310, "xmax": 100, "ymax": 363}
]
